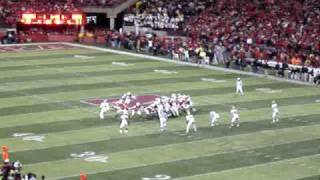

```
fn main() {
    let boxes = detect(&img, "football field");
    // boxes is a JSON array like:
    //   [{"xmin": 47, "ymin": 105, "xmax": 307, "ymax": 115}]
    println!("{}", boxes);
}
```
[{"xmin": 1, "ymin": 43, "xmax": 320, "ymax": 180}]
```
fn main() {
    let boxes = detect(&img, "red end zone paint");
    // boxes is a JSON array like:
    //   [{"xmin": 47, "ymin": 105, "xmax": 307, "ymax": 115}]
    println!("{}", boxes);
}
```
[{"xmin": 82, "ymin": 95, "xmax": 161, "ymax": 108}]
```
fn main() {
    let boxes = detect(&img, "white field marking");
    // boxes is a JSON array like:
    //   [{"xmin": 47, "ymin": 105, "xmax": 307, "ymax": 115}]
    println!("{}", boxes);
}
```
[
  {"xmin": 63, "ymin": 43, "xmax": 319, "ymax": 87},
  {"xmin": 73, "ymin": 55, "xmax": 95, "ymax": 60},
  {"xmin": 154, "ymin": 69, "xmax": 178, "ymax": 74},
  {"xmin": 38, "ymin": 45, "xmax": 44, "ymax": 50},
  {"xmin": 0, "ymin": 42, "xmax": 61, "ymax": 47},
  {"xmin": 200, "ymin": 78, "xmax": 227, "ymax": 83},
  {"xmin": 142, "ymin": 174, "xmax": 171, "ymax": 180},
  {"xmin": 22, "ymin": 135, "xmax": 45, "ymax": 142},
  {"xmin": 70, "ymin": 151, "xmax": 96, "ymax": 158},
  {"xmin": 12, "ymin": 132, "xmax": 45, "ymax": 142},
  {"xmin": 45, "ymin": 148, "xmax": 320, "ymax": 180},
  {"xmin": 171, "ymin": 154, "xmax": 320, "ymax": 180},
  {"xmin": 79, "ymin": 99, "xmax": 100, "ymax": 106},
  {"xmin": 12, "ymin": 133, "xmax": 34, "ymax": 137},
  {"xmin": 256, "ymin": 88, "xmax": 283, "ymax": 94},
  {"xmin": 112, "ymin": 62, "xmax": 133, "ymax": 67},
  {"xmin": 84, "ymin": 155, "xmax": 109, "ymax": 163}
]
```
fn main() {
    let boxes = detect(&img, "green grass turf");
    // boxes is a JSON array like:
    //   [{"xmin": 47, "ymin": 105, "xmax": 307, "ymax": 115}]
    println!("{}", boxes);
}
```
[{"xmin": 0, "ymin": 44, "xmax": 320, "ymax": 180}]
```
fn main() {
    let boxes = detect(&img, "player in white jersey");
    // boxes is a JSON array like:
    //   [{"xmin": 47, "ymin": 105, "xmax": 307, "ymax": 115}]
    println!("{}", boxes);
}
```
[
  {"xmin": 158, "ymin": 105, "xmax": 168, "ymax": 132},
  {"xmin": 131, "ymin": 102, "xmax": 143, "ymax": 117},
  {"xmin": 229, "ymin": 106, "xmax": 240, "ymax": 128},
  {"xmin": 119, "ymin": 112, "xmax": 129, "ymax": 134},
  {"xmin": 209, "ymin": 111, "xmax": 220, "ymax": 127},
  {"xmin": 170, "ymin": 101, "xmax": 180, "ymax": 117},
  {"xmin": 99, "ymin": 100, "xmax": 110, "ymax": 120},
  {"xmin": 186, "ymin": 111, "xmax": 197, "ymax": 134},
  {"xmin": 236, "ymin": 77, "xmax": 244, "ymax": 96},
  {"xmin": 271, "ymin": 100, "xmax": 279, "ymax": 123}
]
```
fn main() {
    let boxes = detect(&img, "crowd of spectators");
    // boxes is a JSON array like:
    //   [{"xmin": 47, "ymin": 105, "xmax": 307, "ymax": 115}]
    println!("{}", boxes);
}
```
[
  {"xmin": 124, "ymin": 0, "xmax": 212, "ymax": 30},
  {"xmin": 0, "ymin": 160, "xmax": 42, "ymax": 180},
  {"xmin": 76, "ymin": 0, "xmax": 126, "ymax": 7},
  {"xmin": 103, "ymin": 27, "xmax": 320, "ymax": 83},
  {"xmin": 183, "ymin": 0, "xmax": 320, "ymax": 68}
]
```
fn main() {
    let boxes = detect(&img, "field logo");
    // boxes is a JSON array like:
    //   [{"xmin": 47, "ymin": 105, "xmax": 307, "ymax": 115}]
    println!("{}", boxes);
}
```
[
  {"xmin": 82, "ymin": 94, "xmax": 160, "ymax": 108},
  {"xmin": 201, "ymin": 78, "xmax": 227, "ymax": 83},
  {"xmin": 12, "ymin": 133, "xmax": 45, "ymax": 142},
  {"xmin": 256, "ymin": 88, "xmax": 282, "ymax": 94},
  {"xmin": 112, "ymin": 62, "xmax": 133, "ymax": 67},
  {"xmin": 142, "ymin": 174, "xmax": 171, "ymax": 180},
  {"xmin": 154, "ymin": 69, "xmax": 178, "ymax": 74},
  {"xmin": 70, "ymin": 151, "xmax": 108, "ymax": 163}
]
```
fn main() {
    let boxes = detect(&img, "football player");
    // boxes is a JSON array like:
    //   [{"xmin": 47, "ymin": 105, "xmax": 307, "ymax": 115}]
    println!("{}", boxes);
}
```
[
  {"xmin": 229, "ymin": 106, "xmax": 240, "ymax": 128},
  {"xmin": 119, "ymin": 111, "xmax": 129, "ymax": 134},
  {"xmin": 99, "ymin": 99, "xmax": 110, "ymax": 120},
  {"xmin": 236, "ymin": 77, "xmax": 244, "ymax": 96},
  {"xmin": 272, "ymin": 100, "xmax": 279, "ymax": 123},
  {"xmin": 186, "ymin": 111, "xmax": 197, "ymax": 134},
  {"xmin": 209, "ymin": 111, "xmax": 220, "ymax": 127}
]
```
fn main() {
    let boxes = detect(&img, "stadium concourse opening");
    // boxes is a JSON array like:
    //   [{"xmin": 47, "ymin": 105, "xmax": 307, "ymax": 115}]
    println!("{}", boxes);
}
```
[{"xmin": 1, "ymin": 0, "xmax": 320, "ymax": 180}]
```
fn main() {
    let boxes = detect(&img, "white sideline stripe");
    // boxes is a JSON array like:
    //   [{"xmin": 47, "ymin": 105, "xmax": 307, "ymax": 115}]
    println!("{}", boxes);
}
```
[
  {"xmin": 45, "ymin": 143, "xmax": 320, "ymax": 180},
  {"xmin": 62, "ymin": 42, "xmax": 316, "ymax": 87},
  {"xmin": 0, "ymin": 42, "xmax": 61, "ymax": 47},
  {"xmin": 172, "ymin": 154, "xmax": 320, "ymax": 180}
]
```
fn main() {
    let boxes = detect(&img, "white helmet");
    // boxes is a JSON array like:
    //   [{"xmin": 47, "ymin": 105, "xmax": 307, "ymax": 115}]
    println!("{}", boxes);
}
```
[{"xmin": 237, "ymin": 77, "xmax": 241, "ymax": 81}]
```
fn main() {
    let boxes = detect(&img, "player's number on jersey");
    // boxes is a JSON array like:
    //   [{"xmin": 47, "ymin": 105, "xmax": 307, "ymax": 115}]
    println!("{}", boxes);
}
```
[{"xmin": 142, "ymin": 174, "xmax": 171, "ymax": 180}]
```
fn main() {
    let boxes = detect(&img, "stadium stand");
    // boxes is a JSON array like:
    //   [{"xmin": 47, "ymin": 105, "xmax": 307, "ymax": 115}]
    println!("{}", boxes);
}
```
[
  {"xmin": 124, "ymin": 0, "xmax": 212, "ymax": 30},
  {"xmin": 0, "ymin": 0, "xmax": 319, "ymax": 80}
]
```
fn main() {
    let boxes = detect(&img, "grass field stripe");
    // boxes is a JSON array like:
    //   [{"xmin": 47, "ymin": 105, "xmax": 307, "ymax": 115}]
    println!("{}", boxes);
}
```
[
  {"xmin": 0, "ymin": 57, "xmax": 151, "ymax": 71},
  {"xmin": 44, "ymin": 154, "xmax": 320, "ymax": 180},
  {"xmin": 0, "ymin": 83, "xmax": 313, "ymax": 111},
  {"xmin": 0, "ymin": 74, "xmax": 255, "ymax": 99},
  {"xmin": 0, "ymin": 93, "xmax": 317, "ymax": 118},
  {"xmin": 0, "ymin": 52, "xmax": 118, "ymax": 66},
  {"xmin": 0, "ymin": 98, "xmax": 319, "ymax": 137},
  {"xmin": 7, "ymin": 115, "xmax": 320, "ymax": 163},
  {"xmin": 295, "ymin": 175, "xmax": 320, "ymax": 180},
  {"xmin": 0, "ymin": 62, "xmax": 180, "ymax": 81},
  {"xmin": 0, "ymin": 78, "xmax": 302, "ymax": 110},
  {"xmin": 172, "ymin": 154, "xmax": 320, "ymax": 180},
  {"xmin": 25, "ymin": 138, "xmax": 320, "ymax": 179},
  {"xmin": 0, "ymin": 78, "xmax": 300, "ymax": 104},
  {"xmin": 0, "ymin": 51, "xmax": 114, "ymax": 62},
  {"xmin": 0, "ymin": 65, "xmax": 195, "ymax": 84},
  {"xmin": 14, "ymin": 123, "xmax": 320, "ymax": 167},
  {"xmin": 0, "ymin": 93, "xmax": 318, "ymax": 132},
  {"xmin": 0, "ymin": 68, "xmax": 236, "ymax": 89}
]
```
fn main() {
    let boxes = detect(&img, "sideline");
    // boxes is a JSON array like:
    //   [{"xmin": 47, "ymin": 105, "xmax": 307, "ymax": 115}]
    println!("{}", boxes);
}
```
[{"xmin": 62, "ymin": 42, "xmax": 316, "ymax": 87}]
